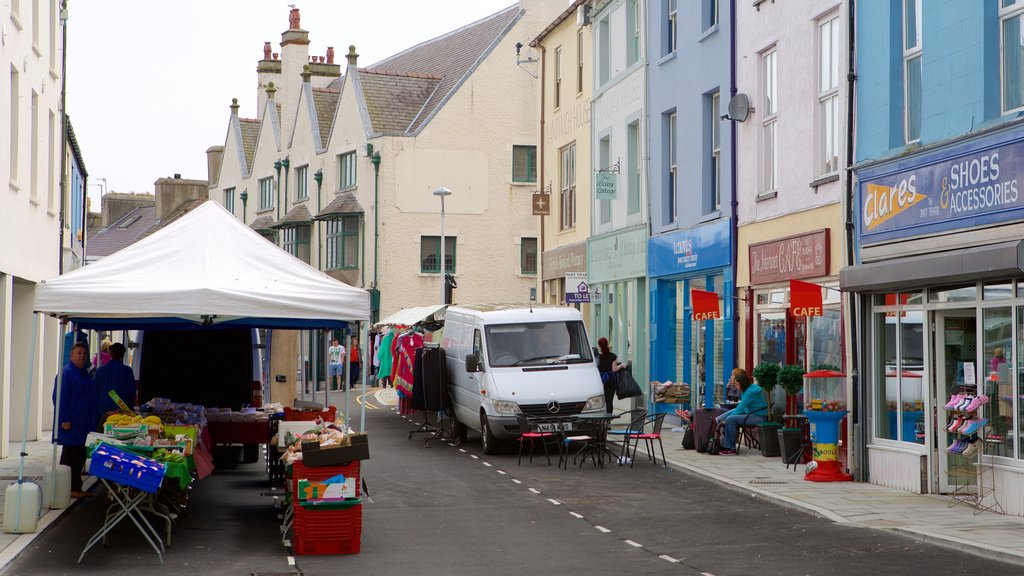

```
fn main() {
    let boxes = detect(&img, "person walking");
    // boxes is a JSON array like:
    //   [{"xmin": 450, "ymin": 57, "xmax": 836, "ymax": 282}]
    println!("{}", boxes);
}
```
[
  {"xmin": 53, "ymin": 342, "xmax": 97, "ymax": 498},
  {"xmin": 95, "ymin": 342, "xmax": 137, "ymax": 419},
  {"xmin": 596, "ymin": 337, "xmax": 624, "ymax": 414},
  {"xmin": 328, "ymin": 338, "xmax": 345, "ymax": 390},
  {"xmin": 349, "ymin": 336, "xmax": 360, "ymax": 389}
]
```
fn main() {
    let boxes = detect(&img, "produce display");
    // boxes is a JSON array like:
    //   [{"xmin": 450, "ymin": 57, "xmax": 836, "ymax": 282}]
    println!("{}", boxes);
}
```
[
  {"xmin": 152, "ymin": 448, "xmax": 187, "ymax": 464},
  {"xmin": 140, "ymin": 397, "xmax": 207, "ymax": 427},
  {"xmin": 282, "ymin": 423, "xmax": 355, "ymax": 465}
]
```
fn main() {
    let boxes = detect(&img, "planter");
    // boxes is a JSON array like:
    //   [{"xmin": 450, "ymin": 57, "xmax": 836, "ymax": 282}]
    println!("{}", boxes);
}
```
[
  {"xmin": 778, "ymin": 427, "xmax": 806, "ymax": 465},
  {"xmin": 758, "ymin": 422, "xmax": 782, "ymax": 457}
]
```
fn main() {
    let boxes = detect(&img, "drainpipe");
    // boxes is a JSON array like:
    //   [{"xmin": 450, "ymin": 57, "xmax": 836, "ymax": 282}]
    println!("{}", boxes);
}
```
[
  {"xmin": 282, "ymin": 157, "xmax": 291, "ymax": 211},
  {"xmin": 240, "ymin": 189, "xmax": 248, "ymax": 225},
  {"xmin": 314, "ymin": 168, "xmax": 323, "ymax": 271},
  {"xmin": 371, "ymin": 151, "xmax": 381, "ymax": 289},
  {"xmin": 57, "ymin": 0, "xmax": 69, "ymax": 274},
  {"xmin": 274, "ymin": 160, "xmax": 283, "ymax": 222},
  {"xmin": 845, "ymin": 0, "xmax": 864, "ymax": 481},
  {"xmin": 536, "ymin": 42, "xmax": 546, "ymax": 302},
  {"xmin": 729, "ymin": 0, "xmax": 740, "ymax": 376}
]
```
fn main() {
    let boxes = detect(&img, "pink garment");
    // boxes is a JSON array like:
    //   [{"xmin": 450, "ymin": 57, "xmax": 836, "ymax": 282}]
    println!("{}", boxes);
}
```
[{"xmin": 394, "ymin": 332, "xmax": 423, "ymax": 396}]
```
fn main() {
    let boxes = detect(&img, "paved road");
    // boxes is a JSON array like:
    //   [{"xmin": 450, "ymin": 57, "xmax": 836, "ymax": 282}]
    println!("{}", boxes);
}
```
[{"xmin": 3, "ymin": 404, "xmax": 1021, "ymax": 575}]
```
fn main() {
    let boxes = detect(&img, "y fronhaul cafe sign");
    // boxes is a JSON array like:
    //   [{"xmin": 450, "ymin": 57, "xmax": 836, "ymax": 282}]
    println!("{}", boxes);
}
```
[{"xmin": 858, "ymin": 131, "xmax": 1024, "ymax": 245}]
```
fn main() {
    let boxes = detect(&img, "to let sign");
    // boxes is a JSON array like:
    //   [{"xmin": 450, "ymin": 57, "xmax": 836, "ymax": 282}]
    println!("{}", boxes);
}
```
[
  {"xmin": 748, "ymin": 229, "xmax": 829, "ymax": 285},
  {"xmin": 595, "ymin": 172, "xmax": 617, "ymax": 200}
]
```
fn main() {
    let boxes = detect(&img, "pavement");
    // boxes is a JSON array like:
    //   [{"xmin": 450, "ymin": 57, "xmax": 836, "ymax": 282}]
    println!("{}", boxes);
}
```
[{"xmin": 0, "ymin": 393, "xmax": 1019, "ymax": 570}]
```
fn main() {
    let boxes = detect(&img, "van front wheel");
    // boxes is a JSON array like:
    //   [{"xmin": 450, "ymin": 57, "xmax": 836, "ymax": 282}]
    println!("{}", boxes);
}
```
[{"xmin": 480, "ymin": 413, "xmax": 499, "ymax": 455}]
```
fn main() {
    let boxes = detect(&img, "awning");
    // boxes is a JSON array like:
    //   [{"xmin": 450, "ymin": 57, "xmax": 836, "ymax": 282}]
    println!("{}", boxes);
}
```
[
  {"xmin": 250, "ymin": 215, "xmax": 276, "ymax": 232},
  {"xmin": 314, "ymin": 191, "xmax": 364, "ymax": 220},
  {"xmin": 375, "ymin": 305, "xmax": 446, "ymax": 328},
  {"xmin": 840, "ymin": 240, "xmax": 1024, "ymax": 293},
  {"xmin": 271, "ymin": 204, "xmax": 313, "ymax": 229}
]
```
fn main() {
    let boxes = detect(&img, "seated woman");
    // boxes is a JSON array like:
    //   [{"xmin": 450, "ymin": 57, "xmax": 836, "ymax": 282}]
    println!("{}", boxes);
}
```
[{"xmin": 715, "ymin": 370, "xmax": 768, "ymax": 455}]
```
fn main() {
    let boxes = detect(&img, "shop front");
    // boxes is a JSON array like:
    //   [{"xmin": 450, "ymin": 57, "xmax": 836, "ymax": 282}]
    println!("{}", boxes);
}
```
[
  {"xmin": 542, "ymin": 241, "xmax": 590, "ymax": 323},
  {"xmin": 842, "ymin": 123, "xmax": 1024, "ymax": 514},
  {"xmin": 648, "ymin": 219, "xmax": 734, "ymax": 412},
  {"xmin": 588, "ymin": 226, "xmax": 648, "ymax": 414}
]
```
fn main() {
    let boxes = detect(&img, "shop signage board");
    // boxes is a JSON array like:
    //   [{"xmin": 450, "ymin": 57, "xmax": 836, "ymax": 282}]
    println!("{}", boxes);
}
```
[
  {"xmin": 648, "ymin": 219, "xmax": 732, "ymax": 278},
  {"xmin": 542, "ymin": 242, "xmax": 586, "ymax": 282},
  {"xmin": 691, "ymin": 289, "xmax": 721, "ymax": 320},
  {"xmin": 595, "ymin": 172, "xmax": 617, "ymax": 200},
  {"xmin": 857, "ymin": 126, "xmax": 1024, "ymax": 245},
  {"xmin": 588, "ymin": 226, "xmax": 648, "ymax": 284},
  {"xmin": 748, "ymin": 230, "xmax": 829, "ymax": 284},
  {"xmin": 789, "ymin": 279, "xmax": 823, "ymax": 317},
  {"xmin": 565, "ymin": 272, "xmax": 590, "ymax": 303},
  {"xmin": 532, "ymin": 193, "xmax": 550, "ymax": 216}
]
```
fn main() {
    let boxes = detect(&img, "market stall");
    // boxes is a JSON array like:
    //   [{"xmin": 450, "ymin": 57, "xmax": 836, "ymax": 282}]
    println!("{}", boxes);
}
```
[{"xmin": 33, "ymin": 201, "xmax": 371, "ymax": 558}]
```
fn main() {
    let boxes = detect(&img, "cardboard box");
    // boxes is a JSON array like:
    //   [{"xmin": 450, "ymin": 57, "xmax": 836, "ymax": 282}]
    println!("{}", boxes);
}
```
[
  {"xmin": 297, "ymin": 477, "xmax": 356, "ymax": 500},
  {"xmin": 103, "ymin": 423, "xmax": 149, "ymax": 439},
  {"xmin": 302, "ymin": 436, "xmax": 370, "ymax": 467}
]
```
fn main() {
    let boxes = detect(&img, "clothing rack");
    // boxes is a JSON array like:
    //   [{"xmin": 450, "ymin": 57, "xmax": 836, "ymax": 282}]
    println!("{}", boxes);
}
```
[{"xmin": 406, "ymin": 344, "xmax": 457, "ymax": 447}]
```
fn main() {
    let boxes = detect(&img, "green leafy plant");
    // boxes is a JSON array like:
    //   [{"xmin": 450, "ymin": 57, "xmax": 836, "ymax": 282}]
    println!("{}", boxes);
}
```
[
  {"xmin": 752, "ymin": 362, "xmax": 780, "ymax": 421},
  {"xmin": 810, "ymin": 363, "xmax": 841, "ymax": 373},
  {"xmin": 778, "ymin": 364, "xmax": 806, "ymax": 397}
]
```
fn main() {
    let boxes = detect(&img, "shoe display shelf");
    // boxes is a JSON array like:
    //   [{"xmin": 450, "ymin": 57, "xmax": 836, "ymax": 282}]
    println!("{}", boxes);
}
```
[{"xmin": 944, "ymin": 391, "xmax": 1004, "ymax": 515}]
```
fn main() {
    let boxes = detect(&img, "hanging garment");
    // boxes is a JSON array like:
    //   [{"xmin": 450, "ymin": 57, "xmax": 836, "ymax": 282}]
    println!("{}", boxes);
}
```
[
  {"xmin": 376, "ymin": 329, "xmax": 395, "ymax": 380},
  {"xmin": 411, "ymin": 348, "xmax": 426, "ymax": 411},
  {"xmin": 372, "ymin": 332, "xmax": 382, "ymax": 368},
  {"xmin": 395, "ymin": 331, "xmax": 423, "ymax": 396}
]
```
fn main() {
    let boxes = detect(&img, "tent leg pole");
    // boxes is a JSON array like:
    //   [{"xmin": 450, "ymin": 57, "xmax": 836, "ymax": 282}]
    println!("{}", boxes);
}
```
[{"xmin": 360, "ymin": 323, "xmax": 368, "ymax": 433}]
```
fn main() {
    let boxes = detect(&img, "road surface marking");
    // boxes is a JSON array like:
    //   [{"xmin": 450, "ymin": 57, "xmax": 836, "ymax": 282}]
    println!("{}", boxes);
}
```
[
  {"xmin": 528, "ymin": 487, "xmax": 541, "ymax": 494},
  {"xmin": 482, "ymin": 462, "xmax": 493, "ymax": 467},
  {"xmin": 570, "ymin": 512, "xmax": 584, "ymax": 519},
  {"xmin": 659, "ymin": 555, "xmax": 680, "ymax": 563},
  {"xmin": 595, "ymin": 526, "xmax": 611, "ymax": 533},
  {"xmin": 624, "ymin": 540, "xmax": 642, "ymax": 548},
  {"xmin": 470, "ymin": 454, "xmax": 479, "ymax": 459},
  {"xmin": 287, "ymin": 556, "xmax": 295, "ymax": 566},
  {"xmin": 459, "ymin": 449, "xmax": 467, "ymax": 453},
  {"xmin": 512, "ymin": 479, "xmax": 522, "ymax": 484},
  {"xmin": 547, "ymin": 498, "xmax": 561, "ymax": 505},
  {"xmin": 496, "ymin": 470, "xmax": 507, "ymax": 475}
]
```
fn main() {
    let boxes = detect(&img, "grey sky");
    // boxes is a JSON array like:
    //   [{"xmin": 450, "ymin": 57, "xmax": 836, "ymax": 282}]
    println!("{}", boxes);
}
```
[{"xmin": 67, "ymin": 1, "xmax": 517, "ymax": 208}]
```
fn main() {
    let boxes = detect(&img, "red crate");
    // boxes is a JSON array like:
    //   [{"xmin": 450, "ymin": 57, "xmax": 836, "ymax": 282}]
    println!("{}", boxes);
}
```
[
  {"xmin": 293, "ymin": 504, "xmax": 362, "ymax": 555},
  {"xmin": 284, "ymin": 406, "xmax": 337, "ymax": 422}
]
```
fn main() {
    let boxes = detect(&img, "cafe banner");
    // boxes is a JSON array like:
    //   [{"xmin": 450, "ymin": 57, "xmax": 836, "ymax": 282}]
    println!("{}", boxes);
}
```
[
  {"xmin": 789, "ymin": 279, "xmax": 823, "ymax": 317},
  {"xmin": 691, "ymin": 289, "xmax": 721, "ymax": 321},
  {"xmin": 857, "ymin": 127, "xmax": 1024, "ymax": 244}
]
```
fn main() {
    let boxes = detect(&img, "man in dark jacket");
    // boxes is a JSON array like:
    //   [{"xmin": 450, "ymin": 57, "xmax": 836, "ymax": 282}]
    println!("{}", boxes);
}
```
[
  {"xmin": 53, "ymin": 342, "xmax": 97, "ymax": 498},
  {"xmin": 94, "ymin": 342, "xmax": 136, "ymax": 419}
]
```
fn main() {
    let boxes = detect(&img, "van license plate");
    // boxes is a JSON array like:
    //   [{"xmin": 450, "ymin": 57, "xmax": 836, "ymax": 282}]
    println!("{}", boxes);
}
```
[{"xmin": 536, "ymin": 422, "xmax": 570, "ymax": 433}]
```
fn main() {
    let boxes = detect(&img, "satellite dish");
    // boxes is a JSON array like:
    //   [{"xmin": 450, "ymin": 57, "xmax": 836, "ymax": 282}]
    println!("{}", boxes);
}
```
[{"xmin": 726, "ymin": 93, "xmax": 751, "ymax": 122}]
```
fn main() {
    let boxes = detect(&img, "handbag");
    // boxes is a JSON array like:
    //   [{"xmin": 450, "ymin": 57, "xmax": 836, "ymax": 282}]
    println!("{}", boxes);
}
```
[
  {"xmin": 614, "ymin": 367, "xmax": 643, "ymax": 400},
  {"xmin": 681, "ymin": 424, "xmax": 695, "ymax": 450}
]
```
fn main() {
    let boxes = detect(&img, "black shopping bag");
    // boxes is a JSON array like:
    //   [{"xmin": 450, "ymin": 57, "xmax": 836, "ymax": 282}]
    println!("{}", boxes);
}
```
[{"xmin": 615, "ymin": 367, "xmax": 643, "ymax": 400}]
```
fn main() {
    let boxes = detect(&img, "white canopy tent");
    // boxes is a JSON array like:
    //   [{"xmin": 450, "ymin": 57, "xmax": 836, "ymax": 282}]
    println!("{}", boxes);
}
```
[{"xmin": 35, "ymin": 200, "xmax": 370, "ymax": 329}]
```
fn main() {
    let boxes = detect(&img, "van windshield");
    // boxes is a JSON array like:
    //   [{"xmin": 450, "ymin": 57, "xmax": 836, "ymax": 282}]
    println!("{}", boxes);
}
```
[{"xmin": 484, "ymin": 321, "xmax": 594, "ymax": 367}]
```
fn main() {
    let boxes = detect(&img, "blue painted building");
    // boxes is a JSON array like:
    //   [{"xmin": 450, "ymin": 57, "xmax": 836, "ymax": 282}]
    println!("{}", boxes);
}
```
[
  {"xmin": 646, "ymin": 0, "xmax": 734, "ymax": 410},
  {"xmin": 842, "ymin": 1, "xmax": 1024, "ymax": 511}
]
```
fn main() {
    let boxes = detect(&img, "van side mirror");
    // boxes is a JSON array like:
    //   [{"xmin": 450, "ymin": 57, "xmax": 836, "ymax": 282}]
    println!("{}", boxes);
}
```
[{"xmin": 465, "ymin": 353, "xmax": 482, "ymax": 373}]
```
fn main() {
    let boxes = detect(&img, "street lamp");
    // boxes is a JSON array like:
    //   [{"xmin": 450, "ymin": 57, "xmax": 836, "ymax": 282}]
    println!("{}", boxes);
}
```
[{"xmin": 432, "ymin": 187, "xmax": 452, "ymax": 305}]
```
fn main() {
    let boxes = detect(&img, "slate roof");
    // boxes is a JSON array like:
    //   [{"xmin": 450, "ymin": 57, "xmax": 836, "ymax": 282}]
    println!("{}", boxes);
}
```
[
  {"xmin": 136, "ymin": 199, "xmax": 208, "ymax": 242},
  {"xmin": 314, "ymin": 191, "xmax": 364, "ymax": 219},
  {"xmin": 271, "ymin": 204, "xmax": 313, "ymax": 228},
  {"xmin": 331, "ymin": 5, "xmax": 519, "ymax": 135},
  {"xmin": 86, "ymin": 206, "xmax": 156, "ymax": 258},
  {"xmin": 250, "ymin": 214, "xmax": 276, "ymax": 231},
  {"xmin": 311, "ymin": 88, "xmax": 340, "ymax": 148},
  {"xmin": 239, "ymin": 118, "xmax": 260, "ymax": 172}
]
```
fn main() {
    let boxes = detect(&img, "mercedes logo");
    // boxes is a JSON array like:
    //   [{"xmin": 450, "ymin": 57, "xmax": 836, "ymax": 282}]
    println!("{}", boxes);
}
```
[{"xmin": 546, "ymin": 400, "xmax": 560, "ymax": 414}]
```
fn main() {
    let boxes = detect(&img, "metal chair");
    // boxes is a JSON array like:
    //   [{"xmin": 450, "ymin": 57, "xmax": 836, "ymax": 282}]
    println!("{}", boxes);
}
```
[
  {"xmin": 606, "ymin": 408, "xmax": 647, "ymax": 447},
  {"xmin": 515, "ymin": 414, "xmax": 558, "ymax": 465},
  {"xmin": 615, "ymin": 410, "xmax": 652, "ymax": 464},
  {"xmin": 623, "ymin": 413, "xmax": 667, "ymax": 467},
  {"xmin": 553, "ymin": 417, "xmax": 594, "ymax": 469}
]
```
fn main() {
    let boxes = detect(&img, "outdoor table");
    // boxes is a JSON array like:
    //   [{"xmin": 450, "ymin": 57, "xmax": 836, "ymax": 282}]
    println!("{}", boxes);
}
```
[{"xmin": 572, "ymin": 413, "xmax": 618, "ymax": 467}]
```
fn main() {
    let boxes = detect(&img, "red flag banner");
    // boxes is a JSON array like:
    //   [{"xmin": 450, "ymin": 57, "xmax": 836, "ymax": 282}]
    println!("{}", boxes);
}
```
[
  {"xmin": 691, "ymin": 289, "xmax": 721, "ymax": 321},
  {"xmin": 790, "ymin": 279, "xmax": 824, "ymax": 317}
]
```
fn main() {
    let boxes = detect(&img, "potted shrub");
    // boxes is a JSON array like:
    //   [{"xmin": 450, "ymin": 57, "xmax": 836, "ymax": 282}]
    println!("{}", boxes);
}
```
[
  {"xmin": 777, "ymin": 364, "xmax": 807, "ymax": 465},
  {"xmin": 752, "ymin": 362, "xmax": 781, "ymax": 457}
]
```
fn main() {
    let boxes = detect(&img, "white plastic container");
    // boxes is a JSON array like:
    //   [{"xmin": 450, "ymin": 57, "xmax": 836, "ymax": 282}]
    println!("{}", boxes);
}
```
[
  {"xmin": 3, "ymin": 481, "xmax": 41, "ymax": 534},
  {"xmin": 42, "ymin": 465, "xmax": 71, "ymax": 510}
]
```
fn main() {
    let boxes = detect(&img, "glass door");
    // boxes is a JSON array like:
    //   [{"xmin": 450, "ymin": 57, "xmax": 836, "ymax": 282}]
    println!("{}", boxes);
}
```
[{"xmin": 935, "ymin": 311, "xmax": 978, "ymax": 494}]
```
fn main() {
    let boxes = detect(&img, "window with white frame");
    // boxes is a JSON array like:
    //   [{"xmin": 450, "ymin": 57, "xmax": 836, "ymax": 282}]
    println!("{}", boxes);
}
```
[
  {"xmin": 50, "ymin": 0, "xmax": 58, "ymax": 71},
  {"xmin": 555, "ymin": 46, "xmax": 562, "ymax": 109},
  {"xmin": 710, "ymin": 92, "xmax": 721, "ymax": 212},
  {"xmin": 10, "ymin": 66, "xmax": 19, "ymax": 184},
  {"xmin": 1001, "ymin": 0, "xmax": 1024, "ymax": 112},
  {"xmin": 326, "ymin": 216, "xmax": 358, "ymax": 270},
  {"xmin": 627, "ymin": 121, "xmax": 640, "ymax": 216},
  {"xmin": 667, "ymin": 112, "xmax": 677, "ymax": 224},
  {"xmin": 282, "ymin": 227, "xmax": 296, "ymax": 256},
  {"xmin": 667, "ymin": 0, "xmax": 677, "ymax": 55},
  {"xmin": 762, "ymin": 49, "xmax": 778, "ymax": 193},
  {"xmin": 30, "ymin": 91, "xmax": 38, "ymax": 201},
  {"xmin": 628, "ymin": 0, "xmax": 641, "ymax": 66},
  {"xmin": 819, "ymin": 15, "xmax": 840, "ymax": 175},
  {"xmin": 282, "ymin": 225, "xmax": 311, "ymax": 263},
  {"xmin": 338, "ymin": 151, "xmax": 356, "ymax": 190},
  {"xmin": 259, "ymin": 177, "xmax": 273, "ymax": 211},
  {"xmin": 32, "ymin": 0, "xmax": 39, "ymax": 48},
  {"xmin": 599, "ymin": 17, "xmax": 610, "ymax": 85},
  {"xmin": 577, "ymin": 30, "xmax": 585, "ymax": 93},
  {"xmin": 903, "ymin": 0, "xmax": 922, "ymax": 144},
  {"xmin": 560, "ymin": 142, "xmax": 576, "ymax": 230},
  {"xmin": 224, "ymin": 187, "xmax": 235, "ymax": 214},
  {"xmin": 513, "ymin": 145, "xmax": 537, "ymax": 183},
  {"xmin": 295, "ymin": 165, "xmax": 308, "ymax": 200},
  {"xmin": 705, "ymin": 0, "xmax": 719, "ymax": 31}
]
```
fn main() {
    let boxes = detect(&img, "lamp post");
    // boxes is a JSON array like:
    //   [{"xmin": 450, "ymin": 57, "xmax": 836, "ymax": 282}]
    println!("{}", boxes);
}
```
[{"xmin": 432, "ymin": 187, "xmax": 451, "ymax": 305}]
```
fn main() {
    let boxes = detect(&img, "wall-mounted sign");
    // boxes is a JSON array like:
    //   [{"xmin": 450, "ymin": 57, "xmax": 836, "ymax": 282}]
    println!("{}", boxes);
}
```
[
  {"xmin": 565, "ymin": 272, "xmax": 590, "ymax": 303},
  {"xmin": 789, "ymin": 279, "xmax": 823, "ymax": 317},
  {"xmin": 595, "ymin": 172, "xmax": 617, "ymax": 200},
  {"xmin": 857, "ymin": 127, "xmax": 1024, "ymax": 245},
  {"xmin": 748, "ymin": 229, "xmax": 829, "ymax": 285},
  {"xmin": 691, "ymin": 289, "xmax": 721, "ymax": 321},
  {"xmin": 542, "ymin": 242, "xmax": 586, "ymax": 282},
  {"xmin": 648, "ymin": 219, "xmax": 732, "ymax": 278},
  {"xmin": 532, "ymin": 193, "xmax": 550, "ymax": 216}
]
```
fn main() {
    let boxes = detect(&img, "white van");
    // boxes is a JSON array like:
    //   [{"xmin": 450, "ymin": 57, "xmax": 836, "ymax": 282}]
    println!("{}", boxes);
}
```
[{"xmin": 443, "ymin": 304, "xmax": 605, "ymax": 454}]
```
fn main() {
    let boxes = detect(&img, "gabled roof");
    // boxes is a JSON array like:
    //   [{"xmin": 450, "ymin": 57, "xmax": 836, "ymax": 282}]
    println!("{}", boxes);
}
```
[
  {"xmin": 315, "ymin": 191, "xmax": 364, "ymax": 219},
  {"xmin": 86, "ymin": 206, "xmax": 156, "ymax": 258},
  {"xmin": 336, "ymin": 5, "xmax": 520, "ymax": 135},
  {"xmin": 359, "ymin": 71, "xmax": 442, "ymax": 135},
  {"xmin": 239, "ymin": 118, "xmax": 260, "ymax": 173},
  {"xmin": 311, "ymin": 88, "xmax": 340, "ymax": 149}
]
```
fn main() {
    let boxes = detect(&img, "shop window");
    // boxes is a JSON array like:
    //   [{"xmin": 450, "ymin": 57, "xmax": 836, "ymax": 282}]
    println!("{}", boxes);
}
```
[
  {"xmin": 985, "ymin": 307, "xmax": 1014, "ymax": 458},
  {"xmin": 984, "ymin": 281, "xmax": 1012, "ymax": 300},
  {"xmin": 1016, "ymin": 308, "xmax": 1024, "ymax": 460},
  {"xmin": 928, "ymin": 284, "xmax": 977, "ymax": 303},
  {"xmin": 809, "ymin": 309, "xmax": 842, "ymax": 370},
  {"xmin": 758, "ymin": 312, "xmax": 787, "ymax": 366},
  {"xmin": 874, "ymin": 310, "xmax": 925, "ymax": 444}
]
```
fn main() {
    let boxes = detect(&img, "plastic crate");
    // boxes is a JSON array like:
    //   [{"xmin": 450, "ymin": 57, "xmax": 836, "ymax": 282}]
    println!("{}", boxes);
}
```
[
  {"xmin": 293, "ymin": 503, "xmax": 362, "ymax": 555},
  {"xmin": 289, "ymin": 461, "xmax": 359, "ymax": 498},
  {"xmin": 89, "ymin": 442, "xmax": 166, "ymax": 493},
  {"xmin": 284, "ymin": 406, "xmax": 337, "ymax": 422}
]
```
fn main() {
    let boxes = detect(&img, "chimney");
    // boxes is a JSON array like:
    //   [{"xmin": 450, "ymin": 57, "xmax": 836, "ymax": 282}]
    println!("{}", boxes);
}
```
[
  {"xmin": 301, "ymin": 64, "xmax": 312, "ymax": 84},
  {"xmin": 207, "ymin": 145, "xmax": 224, "ymax": 187},
  {"xmin": 279, "ymin": 7, "xmax": 310, "ymax": 145},
  {"xmin": 230, "ymin": 97, "xmax": 239, "ymax": 116},
  {"xmin": 154, "ymin": 176, "xmax": 210, "ymax": 221},
  {"xmin": 346, "ymin": 45, "xmax": 358, "ymax": 67},
  {"xmin": 266, "ymin": 81, "xmax": 277, "ymax": 100},
  {"xmin": 101, "ymin": 193, "xmax": 155, "ymax": 229},
  {"xmin": 263, "ymin": 41, "xmax": 272, "ymax": 60},
  {"xmin": 289, "ymin": 7, "xmax": 300, "ymax": 30},
  {"xmin": 326, "ymin": 46, "xmax": 334, "ymax": 64}
]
